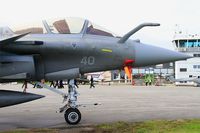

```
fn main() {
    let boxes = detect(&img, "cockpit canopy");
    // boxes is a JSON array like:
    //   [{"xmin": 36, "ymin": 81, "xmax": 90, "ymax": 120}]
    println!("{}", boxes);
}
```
[
  {"xmin": 47, "ymin": 18, "xmax": 85, "ymax": 34},
  {"xmin": 13, "ymin": 17, "xmax": 116, "ymax": 37}
]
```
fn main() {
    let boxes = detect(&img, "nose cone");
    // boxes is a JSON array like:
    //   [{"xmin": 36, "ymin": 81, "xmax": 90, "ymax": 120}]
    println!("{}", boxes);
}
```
[{"xmin": 134, "ymin": 43, "xmax": 192, "ymax": 67}]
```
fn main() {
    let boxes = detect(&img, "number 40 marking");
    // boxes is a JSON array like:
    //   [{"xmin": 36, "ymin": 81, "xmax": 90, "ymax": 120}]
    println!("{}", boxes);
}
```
[{"xmin": 81, "ymin": 56, "xmax": 95, "ymax": 65}]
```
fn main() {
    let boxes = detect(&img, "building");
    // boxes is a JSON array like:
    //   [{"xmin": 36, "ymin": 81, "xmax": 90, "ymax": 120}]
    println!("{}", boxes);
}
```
[
  {"xmin": 111, "ymin": 63, "xmax": 174, "ymax": 85},
  {"xmin": 173, "ymin": 33, "xmax": 200, "ymax": 86},
  {"xmin": 132, "ymin": 63, "xmax": 174, "ymax": 76}
]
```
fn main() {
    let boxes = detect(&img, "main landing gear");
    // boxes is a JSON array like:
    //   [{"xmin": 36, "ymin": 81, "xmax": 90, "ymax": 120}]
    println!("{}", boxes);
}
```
[{"xmin": 37, "ymin": 79, "xmax": 81, "ymax": 125}]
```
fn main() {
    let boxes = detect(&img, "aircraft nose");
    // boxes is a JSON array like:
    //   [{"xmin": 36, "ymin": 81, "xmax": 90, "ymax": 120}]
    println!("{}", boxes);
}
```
[{"xmin": 134, "ymin": 43, "xmax": 192, "ymax": 67}]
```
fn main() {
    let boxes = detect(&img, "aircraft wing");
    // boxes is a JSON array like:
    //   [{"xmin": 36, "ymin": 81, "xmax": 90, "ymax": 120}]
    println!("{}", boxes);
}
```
[
  {"xmin": 174, "ymin": 77, "xmax": 200, "ymax": 85},
  {"xmin": 0, "ymin": 32, "xmax": 29, "ymax": 45},
  {"xmin": 193, "ymin": 78, "xmax": 200, "ymax": 84},
  {"xmin": 174, "ymin": 77, "xmax": 197, "ymax": 82},
  {"xmin": 168, "ymin": 76, "xmax": 198, "ymax": 82}
]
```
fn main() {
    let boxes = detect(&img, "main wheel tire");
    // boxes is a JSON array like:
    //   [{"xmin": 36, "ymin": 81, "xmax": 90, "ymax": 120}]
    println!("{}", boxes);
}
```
[{"xmin": 64, "ymin": 108, "xmax": 81, "ymax": 125}]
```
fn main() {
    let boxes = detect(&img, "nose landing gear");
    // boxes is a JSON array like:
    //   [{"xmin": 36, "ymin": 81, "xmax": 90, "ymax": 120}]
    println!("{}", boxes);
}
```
[
  {"xmin": 36, "ymin": 79, "xmax": 81, "ymax": 125},
  {"xmin": 60, "ymin": 79, "xmax": 81, "ymax": 124}
]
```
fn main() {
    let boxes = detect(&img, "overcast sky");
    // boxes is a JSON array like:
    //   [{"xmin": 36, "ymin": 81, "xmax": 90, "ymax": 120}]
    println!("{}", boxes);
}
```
[{"xmin": 0, "ymin": 0, "xmax": 200, "ymax": 49}]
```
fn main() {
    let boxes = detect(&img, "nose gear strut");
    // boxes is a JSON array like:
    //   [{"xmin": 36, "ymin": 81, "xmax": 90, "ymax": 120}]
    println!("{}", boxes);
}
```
[{"xmin": 36, "ymin": 79, "xmax": 81, "ymax": 125}]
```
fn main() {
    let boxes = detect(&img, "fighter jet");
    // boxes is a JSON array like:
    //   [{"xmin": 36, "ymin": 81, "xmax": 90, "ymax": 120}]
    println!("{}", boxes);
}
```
[{"xmin": 0, "ymin": 17, "xmax": 191, "ymax": 124}]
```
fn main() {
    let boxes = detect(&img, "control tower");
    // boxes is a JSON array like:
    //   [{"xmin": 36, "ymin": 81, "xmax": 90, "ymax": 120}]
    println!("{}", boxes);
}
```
[{"xmin": 173, "ymin": 33, "xmax": 200, "ymax": 86}]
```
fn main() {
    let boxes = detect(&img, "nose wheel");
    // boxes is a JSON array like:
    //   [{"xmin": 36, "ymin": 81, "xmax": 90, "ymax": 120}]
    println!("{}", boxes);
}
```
[{"xmin": 64, "ymin": 108, "xmax": 81, "ymax": 125}]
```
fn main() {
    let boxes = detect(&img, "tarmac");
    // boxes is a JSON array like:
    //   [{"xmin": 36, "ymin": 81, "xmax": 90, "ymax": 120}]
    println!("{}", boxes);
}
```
[{"xmin": 1, "ymin": 83, "xmax": 200, "ymax": 131}]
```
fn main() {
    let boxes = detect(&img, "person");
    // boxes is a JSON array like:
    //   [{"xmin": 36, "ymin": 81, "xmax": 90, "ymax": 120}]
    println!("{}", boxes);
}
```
[
  {"xmin": 50, "ymin": 81, "xmax": 55, "ymax": 88},
  {"xmin": 144, "ymin": 76, "xmax": 148, "ymax": 86},
  {"xmin": 33, "ymin": 81, "xmax": 42, "ymax": 88},
  {"xmin": 59, "ymin": 80, "xmax": 64, "ymax": 88},
  {"xmin": 33, "ymin": 82, "xmax": 36, "ymax": 88},
  {"xmin": 74, "ymin": 79, "xmax": 79, "ymax": 88},
  {"xmin": 148, "ymin": 75, "xmax": 152, "ymax": 86},
  {"xmin": 22, "ymin": 80, "xmax": 28, "ymax": 93},
  {"xmin": 54, "ymin": 80, "xmax": 59, "ymax": 88},
  {"xmin": 90, "ymin": 75, "xmax": 95, "ymax": 88},
  {"xmin": 149, "ymin": 78, "xmax": 152, "ymax": 85}
]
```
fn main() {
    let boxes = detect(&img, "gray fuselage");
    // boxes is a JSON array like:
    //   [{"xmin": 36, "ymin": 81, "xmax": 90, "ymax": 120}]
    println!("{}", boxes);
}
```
[{"xmin": 0, "ymin": 33, "xmax": 134, "ymax": 81}]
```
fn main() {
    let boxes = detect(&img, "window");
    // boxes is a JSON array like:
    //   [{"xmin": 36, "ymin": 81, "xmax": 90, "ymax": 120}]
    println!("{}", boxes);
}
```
[
  {"xmin": 193, "ymin": 54, "xmax": 200, "ymax": 57},
  {"xmin": 179, "ymin": 40, "xmax": 187, "ymax": 47},
  {"xmin": 188, "ymin": 40, "xmax": 198, "ymax": 47},
  {"xmin": 179, "ymin": 39, "xmax": 200, "ymax": 47},
  {"xmin": 45, "ymin": 18, "xmax": 85, "ymax": 34},
  {"xmin": 193, "ymin": 65, "xmax": 200, "ymax": 69},
  {"xmin": 180, "ymin": 81, "xmax": 187, "ymax": 83},
  {"xmin": 180, "ymin": 68, "xmax": 187, "ymax": 72}
]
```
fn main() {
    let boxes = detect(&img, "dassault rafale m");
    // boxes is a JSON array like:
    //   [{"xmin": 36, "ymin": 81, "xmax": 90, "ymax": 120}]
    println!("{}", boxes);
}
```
[{"xmin": 0, "ymin": 18, "xmax": 191, "ymax": 124}]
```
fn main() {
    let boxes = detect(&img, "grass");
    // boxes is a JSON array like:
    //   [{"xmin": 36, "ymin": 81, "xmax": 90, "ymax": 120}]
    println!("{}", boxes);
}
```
[
  {"xmin": 96, "ymin": 119, "xmax": 200, "ymax": 133},
  {"xmin": 1, "ymin": 129, "xmax": 59, "ymax": 133},
  {"xmin": 2, "ymin": 119, "xmax": 200, "ymax": 133}
]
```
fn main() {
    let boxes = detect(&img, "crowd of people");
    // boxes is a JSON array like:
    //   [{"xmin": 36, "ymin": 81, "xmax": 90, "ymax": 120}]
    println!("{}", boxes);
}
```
[{"xmin": 22, "ymin": 76, "xmax": 95, "ymax": 92}]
